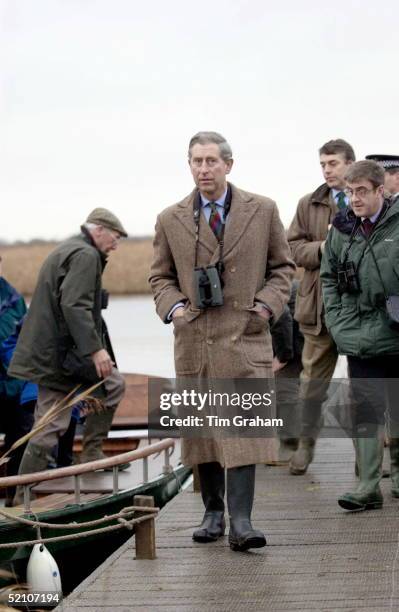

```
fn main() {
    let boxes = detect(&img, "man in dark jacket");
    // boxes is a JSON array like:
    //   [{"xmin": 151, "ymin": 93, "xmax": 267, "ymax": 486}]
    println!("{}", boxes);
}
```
[
  {"xmin": 321, "ymin": 160, "xmax": 399, "ymax": 511},
  {"xmin": 9, "ymin": 208, "xmax": 127, "ymax": 491},
  {"xmin": 365, "ymin": 154, "xmax": 399, "ymax": 202},
  {"xmin": 0, "ymin": 259, "xmax": 37, "ymax": 505},
  {"xmin": 269, "ymin": 279, "xmax": 303, "ymax": 463},
  {"xmin": 287, "ymin": 139, "xmax": 355, "ymax": 475}
]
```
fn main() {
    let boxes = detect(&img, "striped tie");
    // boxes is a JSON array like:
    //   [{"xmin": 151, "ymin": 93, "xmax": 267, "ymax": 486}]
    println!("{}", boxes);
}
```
[
  {"xmin": 336, "ymin": 191, "xmax": 347, "ymax": 210},
  {"xmin": 209, "ymin": 202, "xmax": 223, "ymax": 240}
]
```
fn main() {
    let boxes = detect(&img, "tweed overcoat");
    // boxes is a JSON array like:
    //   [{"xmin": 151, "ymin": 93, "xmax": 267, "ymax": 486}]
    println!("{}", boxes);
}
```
[
  {"xmin": 287, "ymin": 184, "xmax": 338, "ymax": 335},
  {"xmin": 149, "ymin": 184, "xmax": 295, "ymax": 468}
]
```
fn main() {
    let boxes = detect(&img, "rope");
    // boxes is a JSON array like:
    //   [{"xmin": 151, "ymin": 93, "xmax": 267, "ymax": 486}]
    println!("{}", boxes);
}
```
[
  {"xmin": 0, "ymin": 511, "xmax": 158, "ymax": 549},
  {"xmin": 0, "ymin": 505, "xmax": 158, "ymax": 530}
]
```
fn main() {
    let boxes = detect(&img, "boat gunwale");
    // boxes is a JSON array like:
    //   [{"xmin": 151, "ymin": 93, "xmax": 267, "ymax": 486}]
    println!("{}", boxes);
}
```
[{"xmin": 0, "ymin": 438, "xmax": 174, "ymax": 488}]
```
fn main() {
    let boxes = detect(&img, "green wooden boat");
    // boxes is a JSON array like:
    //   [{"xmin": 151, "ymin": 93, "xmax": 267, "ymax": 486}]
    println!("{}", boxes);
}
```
[{"xmin": 0, "ymin": 440, "xmax": 191, "ymax": 594}]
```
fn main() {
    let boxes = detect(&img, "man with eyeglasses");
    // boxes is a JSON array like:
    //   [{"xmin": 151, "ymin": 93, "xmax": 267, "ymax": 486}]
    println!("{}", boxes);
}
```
[
  {"xmin": 8, "ymin": 208, "xmax": 127, "ymax": 501},
  {"xmin": 287, "ymin": 139, "xmax": 355, "ymax": 475},
  {"xmin": 321, "ymin": 160, "xmax": 399, "ymax": 511}
]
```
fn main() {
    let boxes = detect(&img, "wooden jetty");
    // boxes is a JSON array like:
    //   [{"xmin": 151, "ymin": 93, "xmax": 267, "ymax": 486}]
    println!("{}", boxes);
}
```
[{"xmin": 58, "ymin": 438, "xmax": 399, "ymax": 611}]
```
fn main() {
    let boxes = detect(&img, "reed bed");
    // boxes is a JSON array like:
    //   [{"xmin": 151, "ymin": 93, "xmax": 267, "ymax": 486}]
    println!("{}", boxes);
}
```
[{"xmin": 0, "ymin": 239, "xmax": 153, "ymax": 296}]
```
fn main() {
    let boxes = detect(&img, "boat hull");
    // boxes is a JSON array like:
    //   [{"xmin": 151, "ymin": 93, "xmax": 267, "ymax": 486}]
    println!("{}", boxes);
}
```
[{"xmin": 0, "ymin": 465, "xmax": 191, "ymax": 593}]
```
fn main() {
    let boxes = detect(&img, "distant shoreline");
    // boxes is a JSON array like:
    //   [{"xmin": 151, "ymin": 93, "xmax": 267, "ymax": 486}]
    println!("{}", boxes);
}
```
[
  {"xmin": 1, "ymin": 236, "xmax": 301, "ymax": 296},
  {"xmin": 1, "ymin": 239, "xmax": 153, "ymax": 295}
]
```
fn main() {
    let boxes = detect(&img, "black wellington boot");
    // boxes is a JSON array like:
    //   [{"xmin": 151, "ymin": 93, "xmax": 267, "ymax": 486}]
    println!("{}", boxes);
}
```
[
  {"xmin": 227, "ymin": 464, "xmax": 266, "ymax": 552},
  {"xmin": 192, "ymin": 462, "xmax": 225, "ymax": 543}
]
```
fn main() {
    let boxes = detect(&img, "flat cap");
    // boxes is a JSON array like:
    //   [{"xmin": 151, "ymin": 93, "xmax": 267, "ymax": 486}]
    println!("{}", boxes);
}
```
[
  {"xmin": 85, "ymin": 207, "xmax": 128, "ymax": 237},
  {"xmin": 365, "ymin": 154, "xmax": 399, "ymax": 170}
]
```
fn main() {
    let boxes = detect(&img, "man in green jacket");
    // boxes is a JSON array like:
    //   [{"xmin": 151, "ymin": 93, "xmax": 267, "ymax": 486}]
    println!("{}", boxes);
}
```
[
  {"xmin": 321, "ymin": 160, "xmax": 399, "ymax": 511},
  {"xmin": 8, "ymin": 208, "xmax": 128, "ymax": 494}
]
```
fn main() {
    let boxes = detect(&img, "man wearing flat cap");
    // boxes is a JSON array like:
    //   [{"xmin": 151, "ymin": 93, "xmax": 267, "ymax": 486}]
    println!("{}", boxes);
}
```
[
  {"xmin": 9, "ymin": 208, "xmax": 127, "ymax": 493},
  {"xmin": 365, "ymin": 155, "xmax": 399, "ymax": 202}
]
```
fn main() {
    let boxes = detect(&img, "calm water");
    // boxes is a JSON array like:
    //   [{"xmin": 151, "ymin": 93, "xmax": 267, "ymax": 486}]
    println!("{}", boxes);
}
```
[
  {"xmin": 102, "ymin": 295, "xmax": 175, "ymax": 377},
  {"xmin": 102, "ymin": 295, "xmax": 348, "ymax": 378}
]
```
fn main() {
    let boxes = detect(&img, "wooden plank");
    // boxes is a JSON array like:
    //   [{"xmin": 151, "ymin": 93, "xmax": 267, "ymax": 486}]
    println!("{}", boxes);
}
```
[
  {"xmin": 10, "ymin": 492, "xmax": 101, "ymax": 514},
  {"xmin": 72, "ymin": 435, "xmax": 139, "ymax": 457},
  {"xmin": 58, "ymin": 438, "xmax": 399, "ymax": 611}
]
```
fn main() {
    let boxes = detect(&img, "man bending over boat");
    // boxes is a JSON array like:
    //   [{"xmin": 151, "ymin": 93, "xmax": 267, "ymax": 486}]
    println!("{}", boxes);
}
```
[{"xmin": 8, "ymin": 208, "xmax": 127, "ymax": 503}]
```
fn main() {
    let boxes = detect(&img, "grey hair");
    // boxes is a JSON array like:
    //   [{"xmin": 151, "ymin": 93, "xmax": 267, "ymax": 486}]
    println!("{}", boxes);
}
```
[
  {"xmin": 188, "ymin": 131, "xmax": 233, "ymax": 162},
  {"xmin": 83, "ymin": 222, "xmax": 101, "ymax": 231}
]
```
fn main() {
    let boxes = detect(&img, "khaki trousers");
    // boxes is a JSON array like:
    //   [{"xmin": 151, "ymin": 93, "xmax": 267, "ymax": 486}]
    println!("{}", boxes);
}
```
[
  {"xmin": 30, "ymin": 367, "xmax": 125, "ymax": 450},
  {"xmin": 299, "ymin": 328, "xmax": 338, "ymax": 437}
]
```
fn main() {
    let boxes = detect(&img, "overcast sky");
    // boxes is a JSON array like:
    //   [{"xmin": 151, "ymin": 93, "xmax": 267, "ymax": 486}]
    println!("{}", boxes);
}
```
[{"xmin": 1, "ymin": 0, "xmax": 398, "ymax": 242}]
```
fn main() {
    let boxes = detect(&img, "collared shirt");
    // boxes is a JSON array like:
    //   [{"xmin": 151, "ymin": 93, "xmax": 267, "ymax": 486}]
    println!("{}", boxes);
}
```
[
  {"xmin": 168, "ymin": 187, "xmax": 273, "ymax": 320},
  {"xmin": 167, "ymin": 189, "xmax": 228, "ymax": 321},
  {"xmin": 332, "ymin": 188, "xmax": 349, "ymax": 207},
  {"xmin": 200, "ymin": 188, "xmax": 228, "ymax": 223},
  {"xmin": 361, "ymin": 203, "xmax": 384, "ymax": 224}
]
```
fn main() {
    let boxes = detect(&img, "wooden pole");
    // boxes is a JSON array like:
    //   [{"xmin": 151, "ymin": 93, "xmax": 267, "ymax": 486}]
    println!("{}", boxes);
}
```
[{"xmin": 133, "ymin": 495, "xmax": 156, "ymax": 560}]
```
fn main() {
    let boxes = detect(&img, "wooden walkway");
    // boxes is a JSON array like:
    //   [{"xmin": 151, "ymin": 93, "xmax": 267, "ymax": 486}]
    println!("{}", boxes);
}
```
[{"xmin": 58, "ymin": 438, "xmax": 399, "ymax": 611}]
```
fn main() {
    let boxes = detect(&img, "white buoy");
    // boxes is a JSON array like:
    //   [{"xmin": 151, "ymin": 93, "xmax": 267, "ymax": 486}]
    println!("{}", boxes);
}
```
[{"xmin": 26, "ymin": 544, "xmax": 62, "ymax": 595}]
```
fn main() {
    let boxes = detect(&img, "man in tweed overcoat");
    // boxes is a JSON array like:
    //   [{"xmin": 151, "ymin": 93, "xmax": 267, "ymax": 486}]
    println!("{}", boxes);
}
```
[{"xmin": 150, "ymin": 131, "xmax": 294, "ymax": 551}]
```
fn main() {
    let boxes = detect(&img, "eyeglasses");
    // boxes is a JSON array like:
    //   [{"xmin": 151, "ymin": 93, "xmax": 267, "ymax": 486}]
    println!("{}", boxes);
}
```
[{"xmin": 344, "ymin": 187, "xmax": 376, "ymax": 198}]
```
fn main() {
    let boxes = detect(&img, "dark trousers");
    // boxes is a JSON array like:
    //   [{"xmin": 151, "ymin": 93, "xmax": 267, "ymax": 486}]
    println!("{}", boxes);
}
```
[
  {"xmin": 56, "ymin": 417, "xmax": 78, "ymax": 467},
  {"xmin": 0, "ymin": 398, "xmax": 35, "ymax": 472},
  {"xmin": 275, "ymin": 359, "xmax": 302, "ymax": 439},
  {"xmin": 0, "ymin": 398, "xmax": 35, "ymax": 501},
  {"xmin": 347, "ymin": 355, "xmax": 399, "ymax": 435}
]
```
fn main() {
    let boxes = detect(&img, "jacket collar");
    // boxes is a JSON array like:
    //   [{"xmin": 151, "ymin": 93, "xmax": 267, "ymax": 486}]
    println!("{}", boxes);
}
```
[
  {"xmin": 332, "ymin": 199, "xmax": 393, "ymax": 236},
  {"xmin": 80, "ymin": 226, "xmax": 107, "ymax": 268},
  {"xmin": 173, "ymin": 183, "xmax": 259, "ymax": 259},
  {"xmin": 310, "ymin": 183, "xmax": 333, "ymax": 206}
]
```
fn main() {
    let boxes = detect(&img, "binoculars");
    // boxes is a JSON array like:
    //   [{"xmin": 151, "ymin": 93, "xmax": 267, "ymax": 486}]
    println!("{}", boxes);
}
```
[
  {"xmin": 194, "ymin": 265, "xmax": 223, "ymax": 308},
  {"xmin": 337, "ymin": 261, "xmax": 360, "ymax": 295}
]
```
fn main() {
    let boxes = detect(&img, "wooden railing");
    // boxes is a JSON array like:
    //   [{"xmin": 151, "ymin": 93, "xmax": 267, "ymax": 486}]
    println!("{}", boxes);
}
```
[{"xmin": 0, "ymin": 438, "xmax": 175, "ymax": 512}]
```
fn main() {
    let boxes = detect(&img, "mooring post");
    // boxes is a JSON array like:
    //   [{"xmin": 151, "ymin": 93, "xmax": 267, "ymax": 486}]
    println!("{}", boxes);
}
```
[{"xmin": 133, "ymin": 495, "xmax": 156, "ymax": 560}]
